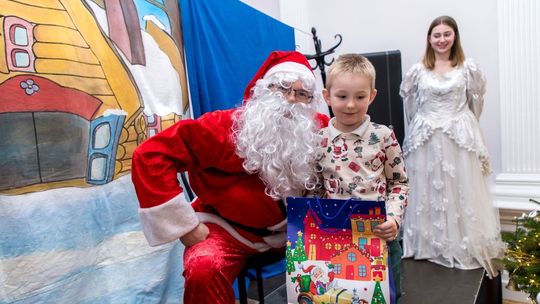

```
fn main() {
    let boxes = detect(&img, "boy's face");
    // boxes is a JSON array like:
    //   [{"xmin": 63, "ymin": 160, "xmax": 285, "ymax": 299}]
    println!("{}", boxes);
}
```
[{"xmin": 323, "ymin": 73, "xmax": 377, "ymax": 133}]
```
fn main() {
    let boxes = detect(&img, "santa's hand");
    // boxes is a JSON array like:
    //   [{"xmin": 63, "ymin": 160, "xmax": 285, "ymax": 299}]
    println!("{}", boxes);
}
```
[
  {"xmin": 373, "ymin": 218, "xmax": 398, "ymax": 241},
  {"xmin": 180, "ymin": 223, "xmax": 209, "ymax": 247}
]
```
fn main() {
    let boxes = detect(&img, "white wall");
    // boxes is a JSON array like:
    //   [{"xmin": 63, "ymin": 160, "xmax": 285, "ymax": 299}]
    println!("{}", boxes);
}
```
[
  {"xmin": 239, "ymin": 0, "xmax": 280, "ymax": 20},
  {"xmin": 242, "ymin": 0, "xmax": 502, "ymax": 184},
  {"xmin": 306, "ymin": 1, "xmax": 501, "ymax": 181}
]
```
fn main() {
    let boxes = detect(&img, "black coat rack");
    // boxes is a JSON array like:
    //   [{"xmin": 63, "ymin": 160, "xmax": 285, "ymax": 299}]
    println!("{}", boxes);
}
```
[{"xmin": 305, "ymin": 27, "xmax": 342, "ymax": 87}]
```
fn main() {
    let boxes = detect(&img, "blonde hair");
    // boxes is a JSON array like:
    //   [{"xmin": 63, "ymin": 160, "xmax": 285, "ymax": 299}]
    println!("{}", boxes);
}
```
[
  {"xmin": 422, "ymin": 15, "xmax": 465, "ymax": 69},
  {"xmin": 326, "ymin": 54, "xmax": 376, "ymax": 90}
]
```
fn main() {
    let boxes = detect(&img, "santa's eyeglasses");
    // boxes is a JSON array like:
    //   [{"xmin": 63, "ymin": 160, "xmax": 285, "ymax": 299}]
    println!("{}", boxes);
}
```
[{"xmin": 269, "ymin": 84, "xmax": 314, "ymax": 103}]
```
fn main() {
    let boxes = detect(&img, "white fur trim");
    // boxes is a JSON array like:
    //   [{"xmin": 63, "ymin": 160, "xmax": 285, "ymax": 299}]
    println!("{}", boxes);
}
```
[
  {"xmin": 265, "ymin": 62, "xmax": 315, "ymax": 82},
  {"xmin": 267, "ymin": 219, "xmax": 287, "ymax": 231},
  {"xmin": 138, "ymin": 193, "xmax": 199, "ymax": 246},
  {"xmin": 196, "ymin": 213, "xmax": 271, "ymax": 252}
]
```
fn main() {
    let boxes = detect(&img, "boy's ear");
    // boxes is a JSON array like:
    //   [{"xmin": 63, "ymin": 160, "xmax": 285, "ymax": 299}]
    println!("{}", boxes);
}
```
[
  {"xmin": 322, "ymin": 88, "xmax": 331, "ymax": 105},
  {"xmin": 369, "ymin": 88, "xmax": 378, "ymax": 104}
]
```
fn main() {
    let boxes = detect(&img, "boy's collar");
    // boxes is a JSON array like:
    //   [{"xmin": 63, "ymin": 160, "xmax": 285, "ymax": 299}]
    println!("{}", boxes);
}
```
[{"xmin": 328, "ymin": 115, "xmax": 371, "ymax": 140}]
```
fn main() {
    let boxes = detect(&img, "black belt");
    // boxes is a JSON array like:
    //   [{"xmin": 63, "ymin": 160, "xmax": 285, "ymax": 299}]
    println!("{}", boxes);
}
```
[{"xmin": 221, "ymin": 199, "xmax": 287, "ymax": 237}]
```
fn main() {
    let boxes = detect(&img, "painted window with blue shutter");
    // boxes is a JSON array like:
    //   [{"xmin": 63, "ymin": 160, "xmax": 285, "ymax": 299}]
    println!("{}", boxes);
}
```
[{"xmin": 87, "ymin": 114, "xmax": 125, "ymax": 185}]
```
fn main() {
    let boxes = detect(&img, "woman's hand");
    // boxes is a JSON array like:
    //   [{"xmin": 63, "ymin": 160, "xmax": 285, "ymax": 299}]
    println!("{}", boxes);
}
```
[
  {"xmin": 373, "ymin": 218, "xmax": 399, "ymax": 241},
  {"xmin": 180, "ymin": 223, "xmax": 209, "ymax": 247}
]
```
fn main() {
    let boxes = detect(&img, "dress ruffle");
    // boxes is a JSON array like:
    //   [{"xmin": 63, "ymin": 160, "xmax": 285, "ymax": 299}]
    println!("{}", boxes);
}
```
[{"xmin": 402, "ymin": 111, "xmax": 491, "ymax": 175}]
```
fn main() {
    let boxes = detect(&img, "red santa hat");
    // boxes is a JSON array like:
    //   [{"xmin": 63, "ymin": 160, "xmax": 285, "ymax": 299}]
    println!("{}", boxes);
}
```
[{"xmin": 243, "ymin": 51, "xmax": 315, "ymax": 101}]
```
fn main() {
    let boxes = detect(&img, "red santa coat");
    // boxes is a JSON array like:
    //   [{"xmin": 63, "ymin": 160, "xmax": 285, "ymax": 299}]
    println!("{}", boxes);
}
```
[{"xmin": 132, "ymin": 108, "xmax": 329, "ymax": 250}]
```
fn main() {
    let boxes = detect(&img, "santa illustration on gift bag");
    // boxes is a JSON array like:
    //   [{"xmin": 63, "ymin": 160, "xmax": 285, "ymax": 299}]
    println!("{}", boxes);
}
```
[{"xmin": 300, "ymin": 264, "xmax": 336, "ymax": 295}]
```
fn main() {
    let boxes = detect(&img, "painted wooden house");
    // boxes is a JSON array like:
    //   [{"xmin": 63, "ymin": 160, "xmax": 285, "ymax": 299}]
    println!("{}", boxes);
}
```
[{"xmin": 0, "ymin": 0, "xmax": 183, "ymax": 194}]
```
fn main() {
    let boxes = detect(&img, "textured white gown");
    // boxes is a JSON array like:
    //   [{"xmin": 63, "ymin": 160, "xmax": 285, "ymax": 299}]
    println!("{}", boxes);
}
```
[{"xmin": 400, "ymin": 59, "xmax": 504, "ymax": 277}]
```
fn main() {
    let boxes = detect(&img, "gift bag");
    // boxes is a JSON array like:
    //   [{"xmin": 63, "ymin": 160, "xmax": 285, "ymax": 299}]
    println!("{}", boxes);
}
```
[{"xmin": 286, "ymin": 197, "xmax": 393, "ymax": 304}]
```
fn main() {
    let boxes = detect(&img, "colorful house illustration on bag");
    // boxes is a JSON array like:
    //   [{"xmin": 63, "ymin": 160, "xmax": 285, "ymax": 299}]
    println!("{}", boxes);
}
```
[
  {"xmin": 304, "ymin": 209, "xmax": 352, "ymax": 261},
  {"xmin": 302, "ymin": 206, "xmax": 387, "ymax": 282},
  {"xmin": 350, "ymin": 207, "xmax": 386, "ymax": 257},
  {"xmin": 330, "ymin": 245, "xmax": 372, "ymax": 281},
  {"xmin": 287, "ymin": 198, "xmax": 393, "ymax": 303},
  {"xmin": 0, "ymin": 0, "xmax": 187, "ymax": 194}
]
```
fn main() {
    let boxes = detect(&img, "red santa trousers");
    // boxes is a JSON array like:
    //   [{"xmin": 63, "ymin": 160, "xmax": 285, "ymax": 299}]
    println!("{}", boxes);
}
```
[{"xmin": 182, "ymin": 223, "xmax": 260, "ymax": 304}]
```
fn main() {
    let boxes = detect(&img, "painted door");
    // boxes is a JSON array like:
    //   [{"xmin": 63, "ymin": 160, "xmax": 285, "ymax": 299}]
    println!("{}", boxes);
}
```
[
  {"xmin": 346, "ymin": 265, "xmax": 354, "ymax": 280},
  {"xmin": 308, "ymin": 244, "xmax": 316, "ymax": 260},
  {"xmin": 0, "ymin": 112, "xmax": 89, "ymax": 190},
  {"xmin": 371, "ymin": 238, "xmax": 381, "ymax": 257}
]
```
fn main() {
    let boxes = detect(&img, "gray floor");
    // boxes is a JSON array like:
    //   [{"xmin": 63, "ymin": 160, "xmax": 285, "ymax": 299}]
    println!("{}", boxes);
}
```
[
  {"xmin": 246, "ymin": 272, "xmax": 286, "ymax": 303},
  {"xmin": 401, "ymin": 258, "xmax": 485, "ymax": 303}
]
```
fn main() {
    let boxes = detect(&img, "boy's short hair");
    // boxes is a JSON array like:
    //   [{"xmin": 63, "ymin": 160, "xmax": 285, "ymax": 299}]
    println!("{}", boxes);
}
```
[{"xmin": 326, "ymin": 54, "xmax": 376, "ymax": 89}]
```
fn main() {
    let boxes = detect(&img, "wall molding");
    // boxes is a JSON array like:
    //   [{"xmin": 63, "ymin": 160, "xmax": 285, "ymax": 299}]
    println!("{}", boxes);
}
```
[
  {"xmin": 495, "ymin": 0, "xmax": 540, "ymax": 232},
  {"xmin": 492, "ymin": 173, "xmax": 540, "ymax": 231}
]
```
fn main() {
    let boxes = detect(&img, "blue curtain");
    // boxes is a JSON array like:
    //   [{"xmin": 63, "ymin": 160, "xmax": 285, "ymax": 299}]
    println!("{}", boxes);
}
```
[{"xmin": 180, "ymin": 0, "xmax": 295, "ymax": 118}]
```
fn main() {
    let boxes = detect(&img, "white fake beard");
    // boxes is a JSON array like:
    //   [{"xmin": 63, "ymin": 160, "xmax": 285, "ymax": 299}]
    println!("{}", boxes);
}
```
[{"xmin": 234, "ymin": 93, "xmax": 321, "ymax": 199}]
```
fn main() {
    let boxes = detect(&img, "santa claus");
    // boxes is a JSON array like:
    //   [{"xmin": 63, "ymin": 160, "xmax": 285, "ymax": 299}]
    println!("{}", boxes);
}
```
[
  {"xmin": 131, "ymin": 51, "xmax": 329, "ymax": 304},
  {"xmin": 301, "ymin": 264, "xmax": 336, "ymax": 295}
]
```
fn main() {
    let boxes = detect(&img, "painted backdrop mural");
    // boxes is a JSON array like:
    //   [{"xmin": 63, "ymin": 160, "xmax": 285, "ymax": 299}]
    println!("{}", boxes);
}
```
[
  {"xmin": 0, "ymin": 0, "xmax": 188, "ymax": 303},
  {"xmin": 1, "ymin": 0, "xmax": 299, "ymax": 302},
  {"xmin": 0, "ymin": 0, "xmax": 189, "ymax": 192}
]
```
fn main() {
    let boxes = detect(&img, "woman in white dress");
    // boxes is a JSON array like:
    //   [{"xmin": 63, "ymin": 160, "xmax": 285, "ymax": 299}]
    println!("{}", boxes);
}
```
[{"xmin": 400, "ymin": 15, "xmax": 504, "ymax": 278}]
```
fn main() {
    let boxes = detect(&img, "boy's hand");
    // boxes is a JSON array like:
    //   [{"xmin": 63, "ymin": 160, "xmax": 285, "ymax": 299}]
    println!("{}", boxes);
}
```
[
  {"xmin": 373, "ymin": 218, "xmax": 398, "ymax": 241},
  {"xmin": 180, "ymin": 223, "xmax": 209, "ymax": 247}
]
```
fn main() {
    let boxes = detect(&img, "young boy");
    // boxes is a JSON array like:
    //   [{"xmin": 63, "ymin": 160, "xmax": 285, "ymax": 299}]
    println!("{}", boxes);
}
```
[{"xmin": 316, "ymin": 54, "xmax": 409, "ymax": 303}]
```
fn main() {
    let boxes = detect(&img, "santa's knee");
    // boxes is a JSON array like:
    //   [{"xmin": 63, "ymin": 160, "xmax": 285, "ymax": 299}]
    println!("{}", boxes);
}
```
[{"xmin": 184, "ymin": 254, "xmax": 225, "ymax": 283}]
